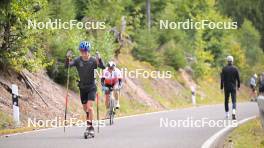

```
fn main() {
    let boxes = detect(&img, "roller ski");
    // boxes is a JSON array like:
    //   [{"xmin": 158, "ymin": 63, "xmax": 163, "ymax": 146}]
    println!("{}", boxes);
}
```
[{"xmin": 84, "ymin": 126, "xmax": 95, "ymax": 139}]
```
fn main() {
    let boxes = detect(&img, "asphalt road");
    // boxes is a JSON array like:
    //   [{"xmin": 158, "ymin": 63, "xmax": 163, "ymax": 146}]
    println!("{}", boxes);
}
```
[{"xmin": 0, "ymin": 102, "xmax": 259, "ymax": 148}]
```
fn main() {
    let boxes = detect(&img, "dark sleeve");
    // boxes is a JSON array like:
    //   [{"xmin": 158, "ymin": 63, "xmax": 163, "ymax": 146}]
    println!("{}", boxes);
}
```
[
  {"xmin": 93, "ymin": 57, "xmax": 105, "ymax": 69},
  {"xmin": 236, "ymin": 68, "xmax": 240, "ymax": 88},
  {"xmin": 220, "ymin": 68, "xmax": 224, "ymax": 89},
  {"xmin": 98, "ymin": 58, "xmax": 105, "ymax": 69}
]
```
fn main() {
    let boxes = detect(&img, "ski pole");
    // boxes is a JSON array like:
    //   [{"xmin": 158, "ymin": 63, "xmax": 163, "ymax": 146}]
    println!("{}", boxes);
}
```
[
  {"xmin": 64, "ymin": 92, "xmax": 69, "ymax": 133},
  {"xmin": 96, "ymin": 92, "xmax": 99, "ymax": 133},
  {"xmin": 64, "ymin": 49, "xmax": 72, "ymax": 132},
  {"xmin": 95, "ymin": 50, "xmax": 102, "ymax": 133}
]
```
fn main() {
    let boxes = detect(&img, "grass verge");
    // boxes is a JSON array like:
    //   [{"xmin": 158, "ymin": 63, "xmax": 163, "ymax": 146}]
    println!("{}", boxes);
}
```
[{"xmin": 223, "ymin": 118, "xmax": 264, "ymax": 148}]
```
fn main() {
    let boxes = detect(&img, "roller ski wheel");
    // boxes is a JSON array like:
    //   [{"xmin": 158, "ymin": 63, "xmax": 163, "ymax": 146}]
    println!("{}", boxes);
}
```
[
  {"xmin": 84, "ymin": 127, "xmax": 95, "ymax": 139},
  {"xmin": 232, "ymin": 114, "xmax": 236, "ymax": 120}
]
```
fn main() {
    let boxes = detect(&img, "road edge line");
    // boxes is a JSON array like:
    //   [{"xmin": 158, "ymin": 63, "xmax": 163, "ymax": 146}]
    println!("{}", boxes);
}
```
[{"xmin": 201, "ymin": 115, "xmax": 257, "ymax": 148}]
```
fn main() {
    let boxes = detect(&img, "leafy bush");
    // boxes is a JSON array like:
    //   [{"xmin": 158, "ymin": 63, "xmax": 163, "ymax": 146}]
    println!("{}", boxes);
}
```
[
  {"xmin": 192, "ymin": 48, "xmax": 214, "ymax": 79},
  {"xmin": 235, "ymin": 19, "xmax": 262, "ymax": 65},
  {"xmin": 163, "ymin": 40, "xmax": 187, "ymax": 70},
  {"xmin": 132, "ymin": 29, "xmax": 162, "ymax": 67}
]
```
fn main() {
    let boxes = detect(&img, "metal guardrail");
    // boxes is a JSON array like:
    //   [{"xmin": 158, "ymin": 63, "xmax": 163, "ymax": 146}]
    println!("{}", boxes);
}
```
[{"xmin": 257, "ymin": 95, "xmax": 264, "ymax": 128}]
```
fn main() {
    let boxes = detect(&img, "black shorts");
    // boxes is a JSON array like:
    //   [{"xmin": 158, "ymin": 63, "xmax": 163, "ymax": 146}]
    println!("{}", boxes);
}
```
[
  {"xmin": 260, "ymin": 85, "xmax": 264, "ymax": 93},
  {"xmin": 105, "ymin": 84, "xmax": 115, "ymax": 94},
  {"xmin": 80, "ymin": 87, "xmax": 97, "ymax": 104},
  {"xmin": 250, "ymin": 84, "xmax": 256, "ymax": 92}
]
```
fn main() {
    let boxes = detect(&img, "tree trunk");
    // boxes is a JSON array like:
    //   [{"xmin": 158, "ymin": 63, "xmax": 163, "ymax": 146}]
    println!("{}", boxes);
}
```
[
  {"xmin": 1, "ymin": 0, "xmax": 11, "ymax": 51},
  {"xmin": 146, "ymin": 0, "xmax": 151, "ymax": 31},
  {"xmin": 2, "ymin": 20, "xmax": 11, "ymax": 50}
]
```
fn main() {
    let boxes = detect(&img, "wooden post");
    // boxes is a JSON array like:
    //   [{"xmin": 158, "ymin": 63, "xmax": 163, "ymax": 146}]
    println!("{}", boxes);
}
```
[{"xmin": 146, "ymin": 0, "xmax": 151, "ymax": 31}]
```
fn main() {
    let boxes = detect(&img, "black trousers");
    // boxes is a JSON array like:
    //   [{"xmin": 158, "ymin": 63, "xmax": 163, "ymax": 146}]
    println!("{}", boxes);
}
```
[{"xmin": 224, "ymin": 88, "xmax": 236, "ymax": 112}]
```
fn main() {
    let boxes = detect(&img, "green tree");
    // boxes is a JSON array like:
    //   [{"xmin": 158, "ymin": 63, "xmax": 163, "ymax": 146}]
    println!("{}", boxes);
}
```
[
  {"xmin": 163, "ymin": 40, "xmax": 187, "ymax": 70},
  {"xmin": 235, "ymin": 19, "xmax": 262, "ymax": 64},
  {"xmin": 49, "ymin": 0, "xmax": 75, "ymax": 21},
  {"xmin": 132, "ymin": 28, "xmax": 161, "ymax": 66},
  {"xmin": 217, "ymin": 0, "xmax": 264, "ymax": 49},
  {"xmin": 0, "ymin": 0, "xmax": 52, "ymax": 72}
]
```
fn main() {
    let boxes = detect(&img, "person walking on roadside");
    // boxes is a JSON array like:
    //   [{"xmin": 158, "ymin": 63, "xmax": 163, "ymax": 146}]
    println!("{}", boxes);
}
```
[
  {"xmin": 249, "ymin": 73, "xmax": 258, "ymax": 101},
  {"xmin": 258, "ymin": 72, "xmax": 264, "ymax": 95},
  {"xmin": 257, "ymin": 73, "xmax": 264, "ymax": 128},
  {"xmin": 221, "ymin": 55, "xmax": 240, "ymax": 120}
]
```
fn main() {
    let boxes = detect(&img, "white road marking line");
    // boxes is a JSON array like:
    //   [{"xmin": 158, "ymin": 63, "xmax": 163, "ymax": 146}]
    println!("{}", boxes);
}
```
[{"xmin": 201, "ymin": 116, "xmax": 257, "ymax": 148}]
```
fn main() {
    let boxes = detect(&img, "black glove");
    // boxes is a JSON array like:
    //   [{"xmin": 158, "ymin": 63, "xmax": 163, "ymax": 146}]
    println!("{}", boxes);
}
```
[
  {"xmin": 118, "ymin": 79, "xmax": 123, "ymax": 89},
  {"xmin": 65, "ymin": 57, "xmax": 70, "ymax": 67},
  {"xmin": 65, "ymin": 49, "xmax": 73, "ymax": 67}
]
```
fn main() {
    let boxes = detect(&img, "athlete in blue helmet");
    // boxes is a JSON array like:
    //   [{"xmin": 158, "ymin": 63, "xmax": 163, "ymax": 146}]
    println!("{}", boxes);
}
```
[{"xmin": 65, "ymin": 41, "xmax": 105, "ymax": 135}]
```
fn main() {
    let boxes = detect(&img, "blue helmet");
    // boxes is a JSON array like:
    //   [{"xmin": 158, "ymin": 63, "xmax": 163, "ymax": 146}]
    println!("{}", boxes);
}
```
[{"xmin": 79, "ymin": 41, "xmax": 91, "ymax": 52}]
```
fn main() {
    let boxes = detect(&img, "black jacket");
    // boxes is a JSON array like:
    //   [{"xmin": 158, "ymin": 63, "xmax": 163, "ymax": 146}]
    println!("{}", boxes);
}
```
[{"xmin": 221, "ymin": 64, "xmax": 240, "ymax": 90}]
